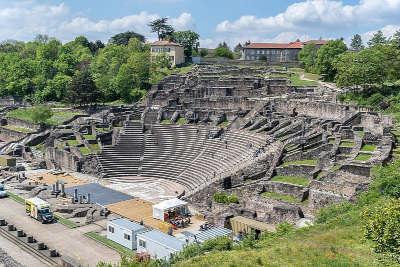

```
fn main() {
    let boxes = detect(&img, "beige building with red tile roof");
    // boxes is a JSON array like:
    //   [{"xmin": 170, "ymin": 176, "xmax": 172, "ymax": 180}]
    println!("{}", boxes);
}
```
[
  {"xmin": 150, "ymin": 40, "xmax": 185, "ymax": 66},
  {"xmin": 241, "ymin": 40, "xmax": 327, "ymax": 63}
]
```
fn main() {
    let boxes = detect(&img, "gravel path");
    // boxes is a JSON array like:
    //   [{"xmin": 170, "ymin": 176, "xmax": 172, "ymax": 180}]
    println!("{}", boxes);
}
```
[{"xmin": 0, "ymin": 248, "xmax": 24, "ymax": 267}]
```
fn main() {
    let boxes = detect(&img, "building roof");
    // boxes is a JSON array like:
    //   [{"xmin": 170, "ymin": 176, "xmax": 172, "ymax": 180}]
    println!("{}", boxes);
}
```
[
  {"xmin": 230, "ymin": 216, "xmax": 275, "ymax": 231},
  {"xmin": 244, "ymin": 40, "xmax": 328, "ymax": 50},
  {"xmin": 137, "ymin": 230, "xmax": 185, "ymax": 251},
  {"xmin": 109, "ymin": 218, "xmax": 146, "ymax": 232},
  {"xmin": 151, "ymin": 40, "xmax": 182, "ymax": 47},
  {"xmin": 181, "ymin": 227, "xmax": 232, "ymax": 243},
  {"xmin": 153, "ymin": 198, "xmax": 187, "ymax": 211}
]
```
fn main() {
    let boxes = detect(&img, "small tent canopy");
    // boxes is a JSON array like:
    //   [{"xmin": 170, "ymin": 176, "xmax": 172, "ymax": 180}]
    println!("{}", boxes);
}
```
[{"xmin": 152, "ymin": 198, "xmax": 188, "ymax": 221}]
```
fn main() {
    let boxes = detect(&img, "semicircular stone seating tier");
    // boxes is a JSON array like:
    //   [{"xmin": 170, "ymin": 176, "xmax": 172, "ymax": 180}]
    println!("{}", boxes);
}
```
[{"xmin": 97, "ymin": 122, "xmax": 269, "ymax": 191}]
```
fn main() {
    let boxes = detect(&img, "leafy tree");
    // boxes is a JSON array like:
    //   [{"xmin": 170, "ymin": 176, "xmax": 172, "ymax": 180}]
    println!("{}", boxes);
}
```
[
  {"xmin": 109, "ymin": 31, "xmax": 145, "ymax": 45},
  {"xmin": 298, "ymin": 43, "xmax": 319, "ymax": 72},
  {"xmin": 368, "ymin": 30, "xmax": 387, "ymax": 47},
  {"xmin": 350, "ymin": 34, "xmax": 364, "ymax": 51},
  {"xmin": 65, "ymin": 69, "xmax": 100, "ymax": 106},
  {"xmin": 88, "ymin": 40, "xmax": 105, "ymax": 55},
  {"xmin": 148, "ymin": 18, "xmax": 174, "ymax": 40},
  {"xmin": 362, "ymin": 198, "xmax": 400, "ymax": 255},
  {"xmin": 217, "ymin": 42, "xmax": 229, "ymax": 49},
  {"xmin": 172, "ymin": 30, "xmax": 199, "ymax": 59},
  {"xmin": 214, "ymin": 43, "xmax": 234, "ymax": 59},
  {"xmin": 315, "ymin": 39, "xmax": 347, "ymax": 81},
  {"xmin": 34, "ymin": 34, "xmax": 50, "ymax": 44},
  {"xmin": 30, "ymin": 105, "xmax": 53, "ymax": 124},
  {"xmin": 234, "ymin": 43, "xmax": 243, "ymax": 53},
  {"xmin": 391, "ymin": 30, "xmax": 400, "ymax": 48},
  {"xmin": 199, "ymin": 48, "xmax": 208, "ymax": 57}
]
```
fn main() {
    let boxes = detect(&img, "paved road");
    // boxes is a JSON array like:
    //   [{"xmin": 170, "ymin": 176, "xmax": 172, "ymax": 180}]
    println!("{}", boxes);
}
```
[{"xmin": 0, "ymin": 198, "xmax": 120, "ymax": 267}]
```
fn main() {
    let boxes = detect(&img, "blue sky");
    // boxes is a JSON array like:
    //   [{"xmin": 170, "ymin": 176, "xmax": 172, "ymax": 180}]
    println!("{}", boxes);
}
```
[{"xmin": 0, "ymin": 0, "xmax": 399, "ymax": 47}]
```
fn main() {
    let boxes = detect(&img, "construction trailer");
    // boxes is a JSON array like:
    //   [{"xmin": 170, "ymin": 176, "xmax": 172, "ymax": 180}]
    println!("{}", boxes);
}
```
[
  {"xmin": 107, "ymin": 218, "xmax": 147, "ymax": 250},
  {"xmin": 230, "ymin": 216, "xmax": 274, "ymax": 236},
  {"xmin": 177, "ymin": 226, "xmax": 232, "ymax": 244},
  {"xmin": 25, "ymin": 197, "xmax": 54, "ymax": 223},
  {"xmin": 0, "ymin": 155, "xmax": 16, "ymax": 167},
  {"xmin": 137, "ymin": 230, "xmax": 185, "ymax": 260}
]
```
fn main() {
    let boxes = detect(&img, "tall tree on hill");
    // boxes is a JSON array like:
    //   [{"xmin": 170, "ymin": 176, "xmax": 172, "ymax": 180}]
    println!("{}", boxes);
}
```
[
  {"xmin": 66, "ymin": 69, "xmax": 101, "ymax": 106},
  {"xmin": 234, "ymin": 43, "xmax": 243, "ymax": 53},
  {"xmin": 172, "ymin": 30, "xmax": 199, "ymax": 59},
  {"xmin": 315, "ymin": 39, "xmax": 347, "ymax": 81},
  {"xmin": 149, "ymin": 18, "xmax": 175, "ymax": 40},
  {"xmin": 109, "ymin": 31, "xmax": 145, "ymax": 45},
  {"xmin": 391, "ymin": 30, "xmax": 400, "ymax": 48},
  {"xmin": 298, "ymin": 43, "xmax": 319, "ymax": 73},
  {"xmin": 368, "ymin": 30, "xmax": 387, "ymax": 47},
  {"xmin": 350, "ymin": 34, "xmax": 364, "ymax": 51}
]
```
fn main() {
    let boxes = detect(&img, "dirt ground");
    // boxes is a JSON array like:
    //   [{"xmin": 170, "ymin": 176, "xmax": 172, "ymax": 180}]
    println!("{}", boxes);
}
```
[
  {"xmin": 0, "ymin": 198, "xmax": 120, "ymax": 267},
  {"xmin": 27, "ymin": 171, "xmax": 87, "ymax": 188}
]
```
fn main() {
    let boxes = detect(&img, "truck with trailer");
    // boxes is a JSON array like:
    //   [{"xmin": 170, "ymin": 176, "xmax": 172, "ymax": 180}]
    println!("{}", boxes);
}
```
[{"xmin": 25, "ymin": 197, "xmax": 54, "ymax": 223}]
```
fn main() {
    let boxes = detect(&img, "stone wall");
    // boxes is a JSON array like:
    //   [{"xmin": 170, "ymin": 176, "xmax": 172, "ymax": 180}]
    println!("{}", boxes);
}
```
[
  {"xmin": 275, "ymin": 165, "xmax": 316, "ymax": 178},
  {"xmin": 44, "ymin": 147, "xmax": 82, "ymax": 171}
]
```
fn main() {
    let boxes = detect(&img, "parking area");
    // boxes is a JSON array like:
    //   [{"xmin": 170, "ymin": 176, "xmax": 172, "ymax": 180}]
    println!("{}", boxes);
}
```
[{"xmin": 0, "ymin": 198, "xmax": 120, "ymax": 267}]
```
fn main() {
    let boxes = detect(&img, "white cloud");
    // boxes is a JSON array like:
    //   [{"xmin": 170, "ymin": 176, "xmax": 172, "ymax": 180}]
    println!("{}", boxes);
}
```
[
  {"xmin": 0, "ymin": 1, "xmax": 195, "ymax": 43},
  {"xmin": 216, "ymin": 0, "xmax": 400, "ymax": 34},
  {"xmin": 169, "ymin": 12, "xmax": 195, "ymax": 31},
  {"xmin": 361, "ymin": 24, "xmax": 400, "ymax": 43}
]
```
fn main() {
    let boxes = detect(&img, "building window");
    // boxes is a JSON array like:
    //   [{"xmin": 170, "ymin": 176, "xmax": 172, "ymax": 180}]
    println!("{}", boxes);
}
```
[
  {"xmin": 108, "ymin": 226, "xmax": 114, "ymax": 233},
  {"xmin": 139, "ymin": 239, "xmax": 146, "ymax": 248},
  {"xmin": 124, "ymin": 233, "xmax": 131, "ymax": 240}
]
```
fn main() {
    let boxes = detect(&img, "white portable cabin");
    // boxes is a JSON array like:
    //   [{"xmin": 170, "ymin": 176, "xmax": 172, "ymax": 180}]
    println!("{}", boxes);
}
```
[
  {"xmin": 107, "ymin": 218, "xmax": 147, "ymax": 250},
  {"xmin": 152, "ymin": 198, "xmax": 188, "ymax": 221},
  {"xmin": 136, "ymin": 230, "xmax": 185, "ymax": 260}
]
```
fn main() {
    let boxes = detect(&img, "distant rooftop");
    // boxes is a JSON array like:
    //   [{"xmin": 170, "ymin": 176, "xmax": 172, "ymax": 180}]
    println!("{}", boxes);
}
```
[
  {"xmin": 244, "ymin": 40, "xmax": 328, "ymax": 49},
  {"xmin": 151, "ymin": 40, "xmax": 182, "ymax": 46}
]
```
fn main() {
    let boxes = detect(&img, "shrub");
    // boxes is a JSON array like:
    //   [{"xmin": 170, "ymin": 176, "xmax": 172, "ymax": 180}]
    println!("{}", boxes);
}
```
[
  {"xmin": 362, "ymin": 198, "xmax": 400, "ymax": 255},
  {"xmin": 213, "ymin": 192, "xmax": 239, "ymax": 204}
]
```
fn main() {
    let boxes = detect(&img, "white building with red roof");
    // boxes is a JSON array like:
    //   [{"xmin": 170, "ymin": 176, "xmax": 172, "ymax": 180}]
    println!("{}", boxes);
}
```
[
  {"xmin": 241, "ymin": 40, "xmax": 327, "ymax": 63},
  {"xmin": 150, "ymin": 40, "xmax": 185, "ymax": 67}
]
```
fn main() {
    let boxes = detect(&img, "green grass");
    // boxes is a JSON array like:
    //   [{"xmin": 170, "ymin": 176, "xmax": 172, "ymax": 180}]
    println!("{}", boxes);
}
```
[
  {"xmin": 354, "ymin": 153, "xmax": 373, "ymax": 161},
  {"xmin": 1, "ymin": 125, "xmax": 33, "ymax": 133},
  {"xmin": 355, "ymin": 130, "xmax": 365, "ymax": 138},
  {"xmin": 83, "ymin": 134, "xmax": 96, "ymax": 140},
  {"xmin": 6, "ymin": 108, "xmax": 84, "ymax": 126},
  {"xmin": 331, "ymin": 164, "xmax": 342, "ymax": 172},
  {"xmin": 161, "ymin": 119, "xmax": 172, "ymax": 125},
  {"xmin": 261, "ymin": 191, "xmax": 300, "ymax": 203},
  {"xmin": 361, "ymin": 144, "xmax": 377, "ymax": 152},
  {"xmin": 271, "ymin": 175, "xmax": 310, "ymax": 186},
  {"xmin": 54, "ymin": 214, "xmax": 78, "ymax": 229},
  {"xmin": 303, "ymin": 72, "xmax": 321, "ymax": 81},
  {"xmin": 6, "ymin": 191, "xmax": 25, "ymax": 204},
  {"xmin": 289, "ymin": 73, "xmax": 318, "ymax": 87},
  {"xmin": 218, "ymin": 120, "xmax": 230, "ymax": 128},
  {"xmin": 266, "ymin": 72, "xmax": 289, "ymax": 79},
  {"xmin": 281, "ymin": 159, "xmax": 317, "ymax": 167},
  {"xmin": 79, "ymin": 147, "xmax": 91, "ymax": 156},
  {"xmin": 339, "ymin": 140, "xmax": 356, "ymax": 147},
  {"xmin": 48, "ymin": 110, "xmax": 84, "ymax": 125},
  {"xmin": 177, "ymin": 117, "xmax": 187, "ymax": 125},
  {"xmin": 84, "ymin": 231, "xmax": 133, "ymax": 255},
  {"xmin": 67, "ymin": 139, "xmax": 80, "ymax": 146}
]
